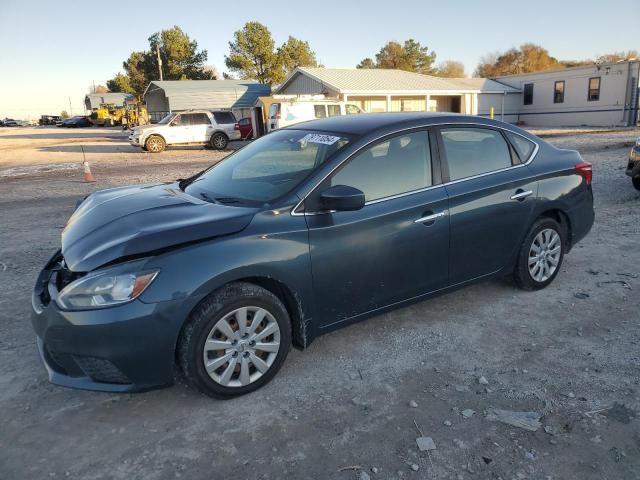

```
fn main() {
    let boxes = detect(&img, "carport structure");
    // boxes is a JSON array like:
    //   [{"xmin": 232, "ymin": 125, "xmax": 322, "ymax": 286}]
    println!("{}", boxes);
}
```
[
  {"xmin": 143, "ymin": 80, "xmax": 271, "ymax": 123},
  {"xmin": 275, "ymin": 67, "xmax": 521, "ymax": 121}
]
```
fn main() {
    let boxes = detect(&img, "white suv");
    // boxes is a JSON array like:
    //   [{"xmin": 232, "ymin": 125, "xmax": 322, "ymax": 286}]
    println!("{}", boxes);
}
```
[{"xmin": 129, "ymin": 110, "xmax": 241, "ymax": 153}]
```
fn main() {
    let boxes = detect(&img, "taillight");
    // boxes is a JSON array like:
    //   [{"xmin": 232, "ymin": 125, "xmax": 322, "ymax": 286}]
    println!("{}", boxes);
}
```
[
  {"xmin": 575, "ymin": 162, "xmax": 592, "ymax": 186},
  {"xmin": 234, "ymin": 123, "xmax": 239, "ymax": 130}
]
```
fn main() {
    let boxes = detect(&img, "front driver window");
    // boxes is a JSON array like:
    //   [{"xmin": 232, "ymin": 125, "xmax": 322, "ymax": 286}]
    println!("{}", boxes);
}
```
[{"xmin": 331, "ymin": 131, "xmax": 432, "ymax": 202}]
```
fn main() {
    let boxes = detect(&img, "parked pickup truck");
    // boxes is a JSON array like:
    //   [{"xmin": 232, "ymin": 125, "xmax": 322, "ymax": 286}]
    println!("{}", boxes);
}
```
[
  {"xmin": 129, "ymin": 110, "xmax": 241, "ymax": 153},
  {"xmin": 627, "ymin": 137, "xmax": 640, "ymax": 190}
]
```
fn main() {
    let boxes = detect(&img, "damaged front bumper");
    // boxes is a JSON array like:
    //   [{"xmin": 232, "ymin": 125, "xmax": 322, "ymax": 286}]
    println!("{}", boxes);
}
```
[{"xmin": 31, "ymin": 251, "xmax": 183, "ymax": 392}]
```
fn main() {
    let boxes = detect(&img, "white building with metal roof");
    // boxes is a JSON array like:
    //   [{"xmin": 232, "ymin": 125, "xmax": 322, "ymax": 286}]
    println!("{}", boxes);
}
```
[
  {"xmin": 494, "ymin": 60, "xmax": 640, "ymax": 127},
  {"xmin": 275, "ymin": 67, "xmax": 522, "ymax": 122},
  {"xmin": 143, "ymin": 80, "xmax": 271, "ymax": 122}
]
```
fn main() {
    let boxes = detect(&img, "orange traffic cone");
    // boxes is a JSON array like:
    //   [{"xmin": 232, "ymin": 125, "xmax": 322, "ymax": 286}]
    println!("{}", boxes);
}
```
[{"xmin": 83, "ymin": 160, "xmax": 96, "ymax": 183}]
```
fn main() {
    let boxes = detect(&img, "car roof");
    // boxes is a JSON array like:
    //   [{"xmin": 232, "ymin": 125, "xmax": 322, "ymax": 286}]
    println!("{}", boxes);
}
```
[{"xmin": 284, "ymin": 112, "xmax": 518, "ymax": 136}]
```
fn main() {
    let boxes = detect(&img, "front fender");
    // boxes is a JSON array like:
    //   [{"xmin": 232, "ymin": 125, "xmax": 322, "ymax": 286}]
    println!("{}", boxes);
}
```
[{"xmin": 138, "ymin": 208, "xmax": 314, "ymax": 341}]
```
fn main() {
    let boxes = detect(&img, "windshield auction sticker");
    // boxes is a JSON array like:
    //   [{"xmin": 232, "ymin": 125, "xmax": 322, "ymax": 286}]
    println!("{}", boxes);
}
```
[{"xmin": 300, "ymin": 133, "xmax": 341, "ymax": 145}]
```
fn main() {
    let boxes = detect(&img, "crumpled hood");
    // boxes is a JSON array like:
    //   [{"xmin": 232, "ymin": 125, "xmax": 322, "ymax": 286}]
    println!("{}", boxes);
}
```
[{"xmin": 62, "ymin": 183, "xmax": 258, "ymax": 272}]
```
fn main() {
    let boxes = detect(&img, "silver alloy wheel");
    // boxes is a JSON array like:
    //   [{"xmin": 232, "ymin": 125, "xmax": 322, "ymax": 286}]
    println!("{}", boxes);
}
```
[
  {"xmin": 213, "ymin": 134, "xmax": 226, "ymax": 149},
  {"xmin": 528, "ymin": 228, "xmax": 561, "ymax": 282},
  {"xmin": 202, "ymin": 306, "xmax": 281, "ymax": 387},
  {"xmin": 147, "ymin": 137, "xmax": 163, "ymax": 152}
]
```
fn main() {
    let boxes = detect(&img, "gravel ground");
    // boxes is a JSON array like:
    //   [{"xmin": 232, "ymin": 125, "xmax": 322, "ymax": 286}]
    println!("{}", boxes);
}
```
[{"xmin": 0, "ymin": 126, "xmax": 639, "ymax": 480}]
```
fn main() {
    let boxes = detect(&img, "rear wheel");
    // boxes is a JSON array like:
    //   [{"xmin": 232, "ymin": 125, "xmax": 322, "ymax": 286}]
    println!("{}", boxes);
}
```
[
  {"xmin": 210, "ymin": 132, "xmax": 228, "ymax": 150},
  {"xmin": 513, "ymin": 217, "xmax": 565, "ymax": 290},
  {"xmin": 178, "ymin": 282, "xmax": 291, "ymax": 398},
  {"xmin": 633, "ymin": 176, "xmax": 640, "ymax": 191},
  {"xmin": 145, "ymin": 135, "xmax": 166, "ymax": 153}
]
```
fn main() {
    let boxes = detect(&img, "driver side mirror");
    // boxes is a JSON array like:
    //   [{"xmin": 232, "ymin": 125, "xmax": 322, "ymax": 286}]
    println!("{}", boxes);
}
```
[{"xmin": 319, "ymin": 185, "xmax": 365, "ymax": 212}]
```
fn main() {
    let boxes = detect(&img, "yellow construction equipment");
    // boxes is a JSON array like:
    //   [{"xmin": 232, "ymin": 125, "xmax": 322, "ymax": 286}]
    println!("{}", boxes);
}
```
[{"xmin": 90, "ymin": 100, "xmax": 149, "ymax": 128}]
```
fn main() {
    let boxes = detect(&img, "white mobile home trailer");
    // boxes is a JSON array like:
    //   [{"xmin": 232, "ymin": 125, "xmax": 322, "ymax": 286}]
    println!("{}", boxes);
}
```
[{"xmin": 495, "ymin": 60, "xmax": 640, "ymax": 127}]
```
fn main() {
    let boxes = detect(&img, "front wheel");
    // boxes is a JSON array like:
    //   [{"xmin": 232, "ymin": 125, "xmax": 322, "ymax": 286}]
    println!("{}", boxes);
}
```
[
  {"xmin": 178, "ymin": 282, "xmax": 291, "ymax": 398},
  {"xmin": 633, "ymin": 176, "xmax": 640, "ymax": 191},
  {"xmin": 210, "ymin": 132, "xmax": 228, "ymax": 150},
  {"xmin": 513, "ymin": 218, "xmax": 565, "ymax": 290},
  {"xmin": 145, "ymin": 135, "xmax": 166, "ymax": 153}
]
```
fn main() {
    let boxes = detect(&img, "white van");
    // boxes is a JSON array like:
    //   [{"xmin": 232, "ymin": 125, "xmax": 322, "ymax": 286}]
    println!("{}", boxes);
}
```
[{"xmin": 267, "ymin": 101, "xmax": 362, "ymax": 132}]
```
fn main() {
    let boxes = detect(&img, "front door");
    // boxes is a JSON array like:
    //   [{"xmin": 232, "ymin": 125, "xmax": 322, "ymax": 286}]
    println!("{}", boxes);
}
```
[
  {"xmin": 304, "ymin": 129, "xmax": 450, "ymax": 328},
  {"xmin": 437, "ymin": 126, "xmax": 537, "ymax": 284},
  {"xmin": 165, "ymin": 113, "xmax": 192, "ymax": 144}
]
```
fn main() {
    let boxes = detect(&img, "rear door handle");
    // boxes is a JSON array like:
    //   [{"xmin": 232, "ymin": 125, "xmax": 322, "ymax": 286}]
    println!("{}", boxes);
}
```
[
  {"xmin": 414, "ymin": 211, "xmax": 447, "ymax": 224},
  {"xmin": 510, "ymin": 189, "xmax": 533, "ymax": 201}
]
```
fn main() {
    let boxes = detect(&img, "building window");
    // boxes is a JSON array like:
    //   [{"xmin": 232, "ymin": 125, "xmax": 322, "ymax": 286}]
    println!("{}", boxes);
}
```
[
  {"xmin": 588, "ymin": 77, "xmax": 601, "ymax": 101},
  {"xmin": 554, "ymin": 81, "xmax": 565, "ymax": 103},
  {"xmin": 523, "ymin": 83, "xmax": 534, "ymax": 105}
]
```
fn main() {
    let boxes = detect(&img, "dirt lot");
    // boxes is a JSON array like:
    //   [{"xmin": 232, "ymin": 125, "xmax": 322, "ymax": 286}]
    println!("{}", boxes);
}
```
[{"xmin": 1, "ymin": 126, "xmax": 639, "ymax": 480}]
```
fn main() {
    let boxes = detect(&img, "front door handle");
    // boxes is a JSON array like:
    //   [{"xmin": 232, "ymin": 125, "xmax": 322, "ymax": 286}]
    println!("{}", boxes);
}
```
[
  {"xmin": 414, "ymin": 211, "xmax": 447, "ymax": 224},
  {"xmin": 510, "ymin": 189, "xmax": 533, "ymax": 201}
]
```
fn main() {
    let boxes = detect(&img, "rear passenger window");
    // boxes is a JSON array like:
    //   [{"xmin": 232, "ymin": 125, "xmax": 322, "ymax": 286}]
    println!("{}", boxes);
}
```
[
  {"xmin": 440, "ymin": 128, "xmax": 512, "ymax": 181},
  {"xmin": 314, "ymin": 105, "xmax": 327, "ymax": 118},
  {"xmin": 191, "ymin": 113, "xmax": 210, "ymax": 125},
  {"xmin": 505, "ymin": 131, "xmax": 535, "ymax": 162},
  {"xmin": 331, "ymin": 131, "xmax": 431, "ymax": 202},
  {"xmin": 327, "ymin": 105, "xmax": 341, "ymax": 117}
]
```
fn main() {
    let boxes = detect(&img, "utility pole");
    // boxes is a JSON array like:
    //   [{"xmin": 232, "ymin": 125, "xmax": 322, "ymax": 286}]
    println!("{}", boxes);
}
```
[
  {"xmin": 68, "ymin": 96, "xmax": 73, "ymax": 116},
  {"xmin": 156, "ymin": 44, "xmax": 163, "ymax": 81}
]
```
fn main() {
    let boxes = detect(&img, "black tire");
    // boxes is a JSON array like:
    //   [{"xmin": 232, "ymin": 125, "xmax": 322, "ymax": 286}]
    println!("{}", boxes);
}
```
[
  {"xmin": 513, "ymin": 217, "xmax": 565, "ymax": 290},
  {"xmin": 210, "ymin": 132, "xmax": 229, "ymax": 150},
  {"xmin": 145, "ymin": 135, "xmax": 166, "ymax": 153},
  {"xmin": 178, "ymin": 282, "xmax": 291, "ymax": 398},
  {"xmin": 633, "ymin": 176, "xmax": 640, "ymax": 191}
]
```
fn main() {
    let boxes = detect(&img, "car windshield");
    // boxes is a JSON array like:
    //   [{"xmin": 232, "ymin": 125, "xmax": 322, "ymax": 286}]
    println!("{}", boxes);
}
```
[
  {"xmin": 183, "ymin": 129, "xmax": 353, "ymax": 204},
  {"xmin": 157, "ymin": 113, "xmax": 175, "ymax": 125}
]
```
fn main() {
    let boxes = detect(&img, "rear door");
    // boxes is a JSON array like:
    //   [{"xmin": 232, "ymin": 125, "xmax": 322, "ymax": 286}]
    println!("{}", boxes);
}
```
[
  {"xmin": 305, "ymin": 129, "xmax": 450, "ymax": 327},
  {"xmin": 437, "ymin": 126, "xmax": 538, "ymax": 284}
]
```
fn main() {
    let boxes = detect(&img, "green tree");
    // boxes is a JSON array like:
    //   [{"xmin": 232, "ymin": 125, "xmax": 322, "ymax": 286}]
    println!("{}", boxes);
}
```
[
  {"xmin": 60, "ymin": 110, "xmax": 69, "ymax": 119},
  {"xmin": 356, "ymin": 57, "xmax": 375, "ymax": 69},
  {"xmin": 278, "ymin": 36, "xmax": 317, "ymax": 76},
  {"xmin": 225, "ymin": 22, "xmax": 283, "ymax": 84},
  {"xmin": 474, "ymin": 43, "xmax": 564, "ymax": 77},
  {"xmin": 122, "ymin": 51, "xmax": 147, "ymax": 94},
  {"xmin": 148, "ymin": 26, "xmax": 208, "ymax": 81},
  {"xmin": 356, "ymin": 39, "xmax": 437, "ymax": 74},
  {"xmin": 435, "ymin": 60, "xmax": 466, "ymax": 78},
  {"xmin": 106, "ymin": 72, "xmax": 135, "ymax": 94},
  {"xmin": 107, "ymin": 26, "xmax": 209, "ymax": 97}
]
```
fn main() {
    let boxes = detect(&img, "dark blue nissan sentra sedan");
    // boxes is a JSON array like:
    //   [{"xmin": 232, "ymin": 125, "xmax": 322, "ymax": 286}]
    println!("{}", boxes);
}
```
[{"xmin": 32, "ymin": 113, "xmax": 594, "ymax": 398}]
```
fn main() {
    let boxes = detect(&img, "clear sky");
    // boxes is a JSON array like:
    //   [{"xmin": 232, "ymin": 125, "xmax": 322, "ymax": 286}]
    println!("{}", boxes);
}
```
[{"xmin": 0, "ymin": 0, "xmax": 638, "ymax": 119}]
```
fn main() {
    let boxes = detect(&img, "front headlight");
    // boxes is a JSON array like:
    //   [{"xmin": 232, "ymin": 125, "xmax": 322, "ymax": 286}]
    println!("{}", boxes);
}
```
[{"xmin": 56, "ymin": 262, "xmax": 159, "ymax": 310}]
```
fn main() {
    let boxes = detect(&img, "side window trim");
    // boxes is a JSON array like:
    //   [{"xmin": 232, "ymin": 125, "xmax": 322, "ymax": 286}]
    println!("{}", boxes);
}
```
[
  {"xmin": 435, "ymin": 125, "xmax": 520, "ymax": 184},
  {"xmin": 292, "ymin": 123, "xmax": 539, "ymax": 216}
]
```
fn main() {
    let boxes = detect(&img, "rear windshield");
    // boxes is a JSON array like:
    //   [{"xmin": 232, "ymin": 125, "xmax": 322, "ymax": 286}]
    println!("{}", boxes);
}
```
[
  {"xmin": 213, "ymin": 112, "xmax": 237, "ymax": 124},
  {"xmin": 184, "ymin": 129, "xmax": 353, "ymax": 204}
]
